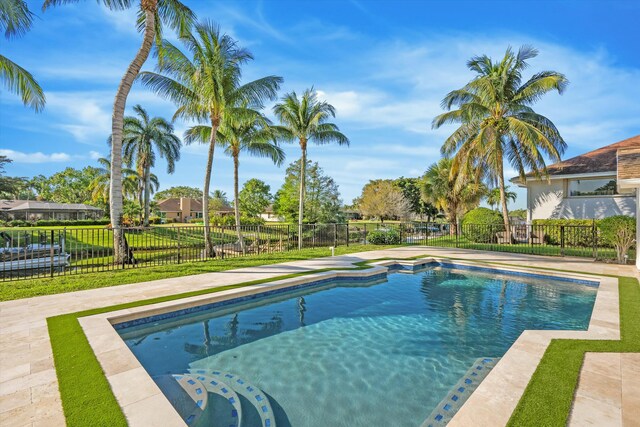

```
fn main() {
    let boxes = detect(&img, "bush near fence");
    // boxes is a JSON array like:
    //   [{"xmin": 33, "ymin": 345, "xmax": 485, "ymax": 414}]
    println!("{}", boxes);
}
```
[
  {"xmin": 462, "ymin": 208, "xmax": 505, "ymax": 243},
  {"xmin": 532, "ymin": 219, "xmax": 599, "ymax": 247}
]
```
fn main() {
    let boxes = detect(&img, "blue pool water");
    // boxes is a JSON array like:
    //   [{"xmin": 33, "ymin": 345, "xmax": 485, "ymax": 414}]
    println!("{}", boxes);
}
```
[{"xmin": 117, "ymin": 266, "xmax": 597, "ymax": 427}]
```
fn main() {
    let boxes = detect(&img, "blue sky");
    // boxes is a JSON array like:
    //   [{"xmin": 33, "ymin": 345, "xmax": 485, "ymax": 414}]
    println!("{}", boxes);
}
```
[{"xmin": 1, "ymin": 0, "xmax": 639, "ymax": 209}]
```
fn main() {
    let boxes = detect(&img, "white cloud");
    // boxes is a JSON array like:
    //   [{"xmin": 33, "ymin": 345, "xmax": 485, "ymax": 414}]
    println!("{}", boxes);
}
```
[
  {"xmin": 45, "ymin": 92, "xmax": 112, "ymax": 144},
  {"xmin": 89, "ymin": 151, "xmax": 102, "ymax": 160},
  {"xmin": 0, "ymin": 149, "xmax": 71, "ymax": 163}
]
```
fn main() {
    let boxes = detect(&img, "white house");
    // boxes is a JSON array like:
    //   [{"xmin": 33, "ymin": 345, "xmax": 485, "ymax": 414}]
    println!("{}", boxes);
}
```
[
  {"xmin": 513, "ymin": 135, "xmax": 639, "ymax": 269},
  {"xmin": 512, "ymin": 135, "xmax": 638, "ymax": 222}
]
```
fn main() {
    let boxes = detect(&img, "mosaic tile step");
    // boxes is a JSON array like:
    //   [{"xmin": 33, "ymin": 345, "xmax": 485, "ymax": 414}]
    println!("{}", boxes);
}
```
[
  {"xmin": 181, "ymin": 374, "xmax": 242, "ymax": 427},
  {"xmin": 189, "ymin": 369, "xmax": 276, "ymax": 427},
  {"xmin": 421, "ymin": 357, "xmax": 501, "ymax": 427},
  {"xmin": 154, "ymin": 374, "xmax": 209, "ymax": 426}
]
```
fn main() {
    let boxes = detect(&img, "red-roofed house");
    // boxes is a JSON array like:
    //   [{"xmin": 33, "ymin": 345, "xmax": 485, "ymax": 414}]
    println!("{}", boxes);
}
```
[{"xmin": 512, "ymin": 135, "xmax": 639, "ymax": 222}]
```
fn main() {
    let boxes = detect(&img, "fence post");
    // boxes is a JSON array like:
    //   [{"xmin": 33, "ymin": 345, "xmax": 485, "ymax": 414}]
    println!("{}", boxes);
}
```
[
  {"xmin": 50, "ymin": 229, "xmax": 54, "ymax": 278},
  {"xmin": 176, "ymin": 226, "xmax": 181, "ymax": 264},
  {"xmin": 257, "ymin": 225, "xmax": 261, "ymax": 254},
  {"xmin": 333, "ymin": 224, "xmax": 337, "ymax": 247},
  {"xmin": 364, "ymin": 223, "xmax": 367, "ymax": 244},
  {"xmin": 455, "ymin": 222, "xmax": 459, "ymax": 248},
  {"xmin": 221, "ymin": 226, "xmax": 225, "ymax": 259},
  {"xmin": 560, "ymin": 225, "xmax": 565, "ymax": 256},
  {"xmin": 346, "ymin": 224, "xmax": 349, "ymax": 247},
  {"xmin": 592, "ymin": 219, "xmax": 597, "ymax": 259},
  {"xmin": 287, "ymin": 224, "xmax": 291, "ymax": 250}
]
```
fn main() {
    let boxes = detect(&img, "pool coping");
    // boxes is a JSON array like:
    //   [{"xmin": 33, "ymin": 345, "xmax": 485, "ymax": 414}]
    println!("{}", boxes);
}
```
[{"xmin": 77, "ymin": 257, "xmax": 619, "ymax": 427}]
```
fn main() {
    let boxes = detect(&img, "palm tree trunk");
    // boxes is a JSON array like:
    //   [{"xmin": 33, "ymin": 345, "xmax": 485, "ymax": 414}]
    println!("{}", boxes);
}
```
[
  {"xmin": 143, "ymin": 164, "xmax": 151, "ymax": 227},
  {"xmin": 110, "ymin": 2, "xmax": 156, "ymax": 263},
  {"xmin": 233, "ymin": 152, "xmax": 245, "ymax": 254},
  {"xmin": 202, "ymin": 119, "xmax": 218, "ymax": 257},
  {"xmin": 298, "ymin": 142, "xmax": 307, "ymax": 250},
  {"xmin": 497, "ymin": 161, "xmax": 512, "ymax": 242}
]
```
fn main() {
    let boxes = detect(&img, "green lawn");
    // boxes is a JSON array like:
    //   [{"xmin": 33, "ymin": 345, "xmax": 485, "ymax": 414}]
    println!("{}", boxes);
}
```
[
  {"xmin": 1, "ymin": 244, "xmax": 398, "ymax": 301},
  {"xmin": 508, "ymin": 274, "xmax": 639, "ymax": 426}
]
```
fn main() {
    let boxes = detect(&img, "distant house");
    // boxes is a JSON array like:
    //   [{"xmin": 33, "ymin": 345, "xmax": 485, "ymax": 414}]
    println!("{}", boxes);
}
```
[
  {"xmin": 259, "ymin": 205, "xmax": 282, "ymax": 222},
  {"xmin": 0, "ymin": 200, "xmax": 103, "ymax": 221},
  {"xmin": 511, "ymin": 135, "xmax": 639, "ymax": 222},
  {"xmin": 156, "ymin": 197, "xmax": 203, "ymax": 223}
]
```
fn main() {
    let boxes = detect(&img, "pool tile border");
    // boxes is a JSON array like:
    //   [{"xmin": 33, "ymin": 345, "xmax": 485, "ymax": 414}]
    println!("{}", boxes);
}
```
[{"xmin": 77, "ymin": 257, "xmax": 618, "ymax": 427}]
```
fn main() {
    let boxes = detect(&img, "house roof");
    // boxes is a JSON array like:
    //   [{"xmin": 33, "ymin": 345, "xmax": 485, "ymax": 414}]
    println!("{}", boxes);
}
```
[
  {"xmin": 6, "ymin": 201, "xmax": 102, "ymax": 212},
  {"xmin": 156, "ymin": 198, "xmax": 203, "ymax": 212},
  {"xmin": 525, "ymin": 135, "xmax": 640, "ymax": 178},
  {"xmin": 0, "ymin": 200, "xmax": 25, "ymax": 210}
]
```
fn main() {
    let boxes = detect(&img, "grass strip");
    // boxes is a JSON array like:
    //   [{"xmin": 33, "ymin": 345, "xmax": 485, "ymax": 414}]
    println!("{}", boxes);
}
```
[
  {"xmin": 48, "ymin": 247, "xmax": 407, "ymax": 426},
  {"xmin": 508, "ymin": 276, "xmax": 640, "ymax": 426},
  {"xmin": 2, "ymin": 244, "xmax": 399, "ymax": 301}
]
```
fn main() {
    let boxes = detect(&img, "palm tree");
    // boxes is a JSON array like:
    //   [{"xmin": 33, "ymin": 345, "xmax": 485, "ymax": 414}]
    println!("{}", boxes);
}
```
[
  {"xmin": 186, "ymin": 111, "xmax": 285, "ymax": 252},
  {"xmin": 433, "ymin": 46, "xmax": 567, "ymax": 235},
  {"xmin": 486, "ymin": 186, "xmax": 516, "ymax": 212},
  {"xmin": 0, "ymin": 0, "xmax": 45, "ymax": 111},
  {"xmin": 90, "ymin": 157, "xmax": 159, "ymax": 209},
  {"xmin": 139, "ymin": 22, "xmax": 282, "ymax": 256},
  {"xmin": 43, "ymin": 0, "xmax": 194, "ymax": 262},
  {"xmin": 273, "ymin": 89, "xmax": 349, "ymax": 249},
  {"xmin": 121, "ymin": 105, "xmax": 181, "ymax": 226},
  {"xmin": 421, "ymin": 158, "xmax": 486, "ymax": 232}
]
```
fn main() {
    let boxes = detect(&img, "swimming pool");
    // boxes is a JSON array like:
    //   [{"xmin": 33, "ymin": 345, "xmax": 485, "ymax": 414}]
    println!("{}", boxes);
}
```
[{"xmin": 116, "ymin": 263, "xmax": 598, "ymax": 427}]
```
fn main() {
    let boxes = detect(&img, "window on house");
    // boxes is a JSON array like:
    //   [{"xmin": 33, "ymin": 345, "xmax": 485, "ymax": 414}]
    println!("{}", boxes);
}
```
[{"xmin": 568, "ymin": 178, "xmax": 618, "ymax": 196}]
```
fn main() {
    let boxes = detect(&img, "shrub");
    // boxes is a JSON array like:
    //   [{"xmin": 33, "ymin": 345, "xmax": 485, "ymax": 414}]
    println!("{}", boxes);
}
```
[
  {"xmin": 598, "ymin": 215, "xmax": 636, "ymax": 264},
  {"xmin": 34, "ymin": 219, "xmax": 111, "ymax": 227},
  {"xmin": 367, "ymin": 228, "xmax": 401, "ymax": 245},
  {"xmin": 148, "ymin": 216, "xmax": 163, "ymax": 225},
  {"xmin": 531, "ymin": 219, "xmax": 597, "ymax": 246},
  {"xmin": 240, "ymin": 215, "xmax": 265, "ymax": 226},
  {"xmin": 461, "ymin": 208, "xmax": 504, "ymax": 243},
  {"xmin": 8, "ymin": 220, "xmax": 30, "ymax": 227}
]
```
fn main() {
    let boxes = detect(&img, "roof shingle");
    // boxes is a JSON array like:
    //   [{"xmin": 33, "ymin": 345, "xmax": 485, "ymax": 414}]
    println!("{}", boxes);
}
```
[{"xmin": 527, "ymin": 135, "xmax": 639, "ymax": 177}]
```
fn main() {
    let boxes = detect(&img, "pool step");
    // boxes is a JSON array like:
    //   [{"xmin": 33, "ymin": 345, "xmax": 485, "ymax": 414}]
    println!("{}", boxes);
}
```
[
  {"xmin": 421, "ymin": 357, "xmax": 500, "ymax": 426},
  {"xmin": 154, "ymin": 374, "xmax": 209, "ymax": 426},
  {"xmin": 189, "ymin": 369, "xmax": 276, "ymax": 427},
  {"xmin": 181, "ymin": 373, "xmax": 242, "ymax": 427}
]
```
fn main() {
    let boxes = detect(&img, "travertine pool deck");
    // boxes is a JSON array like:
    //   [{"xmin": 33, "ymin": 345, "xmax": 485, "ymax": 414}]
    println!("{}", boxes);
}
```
[{"xmin": 0, "ymin": 247, "xmax": 638, "ymax": 426}]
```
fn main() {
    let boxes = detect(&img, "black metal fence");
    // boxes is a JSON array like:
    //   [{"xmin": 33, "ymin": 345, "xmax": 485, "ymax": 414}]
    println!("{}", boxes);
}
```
[{"xmin": 0, "ymin": 222, "xmax": 634, "ymax": 281}]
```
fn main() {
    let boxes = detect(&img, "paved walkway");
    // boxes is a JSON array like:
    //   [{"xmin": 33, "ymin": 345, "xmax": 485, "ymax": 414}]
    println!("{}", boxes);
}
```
[{"xmin": 0, "ymin": 247, "xmax": 637, "ymax": 426}]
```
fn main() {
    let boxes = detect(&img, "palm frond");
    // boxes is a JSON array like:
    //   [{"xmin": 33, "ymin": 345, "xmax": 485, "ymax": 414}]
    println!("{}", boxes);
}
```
[{"xmin": 0, "ymin": 54, "xmax": 45, "ymax": 111}]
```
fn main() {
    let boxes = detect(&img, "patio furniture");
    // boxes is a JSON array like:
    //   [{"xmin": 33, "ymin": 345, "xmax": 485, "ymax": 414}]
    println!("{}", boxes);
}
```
[
  {"xmin": 529, "ymin": 232, "xmax": 546, "ymax": 245},
  {"xmin": 496, "ymin": 231, "xmax": 513, "ymax": 244}
]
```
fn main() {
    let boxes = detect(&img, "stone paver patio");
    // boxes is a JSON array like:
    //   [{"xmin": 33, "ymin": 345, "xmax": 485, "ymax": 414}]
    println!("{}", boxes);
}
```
[{"xmin": 0, "ymin": 246, "xmax": 638, "ymax": 426}]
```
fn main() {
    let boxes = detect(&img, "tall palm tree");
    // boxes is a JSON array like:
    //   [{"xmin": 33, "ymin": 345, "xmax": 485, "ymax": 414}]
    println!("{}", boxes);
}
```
[
  {"xmin": 120, "ymin": 104, "xmax": 181, "ymax": 226},
  {"xmin": 186, "ymin": 111, "xmax": 285, "ymax": 252},
  {"xmin": 0, "ymin": 0, "xmax": 45, "ymax": 111},
  {"xmin": 433, "ymin": 46, "xmax": 568, "ymax": 234},
  {"xmin": 43, "ymin": 0, "xmax": 194, "ymax": 262},
  {"xmin": 273, "ymin": 89, "xmax": 349, "ymax": 249},
  {"xmin": 486, "ymin": 186, "xmax": 516, "ymax": 212},
  {"xmin": 421, "ymin": 158, "xmax": 486, "ymax": 232},
  {"xmin": 139, "ymin": 21, "xmax": 282, "ymax": 256}
]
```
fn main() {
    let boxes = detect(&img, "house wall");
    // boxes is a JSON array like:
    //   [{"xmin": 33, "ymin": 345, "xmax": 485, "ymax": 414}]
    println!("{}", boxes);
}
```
[
  {"xmin": 259, "ymin": 212, "xmax": 282, "ymax": 222},
  {"xmin": 527, "ymin": 179, "xmax": 637, "ymax": 220}
]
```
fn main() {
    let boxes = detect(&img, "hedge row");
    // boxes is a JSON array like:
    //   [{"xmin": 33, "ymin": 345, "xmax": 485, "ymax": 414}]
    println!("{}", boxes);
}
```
[{"xmin": 0, "ymin": 219, "xmax": 110, "ymax": 227}]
